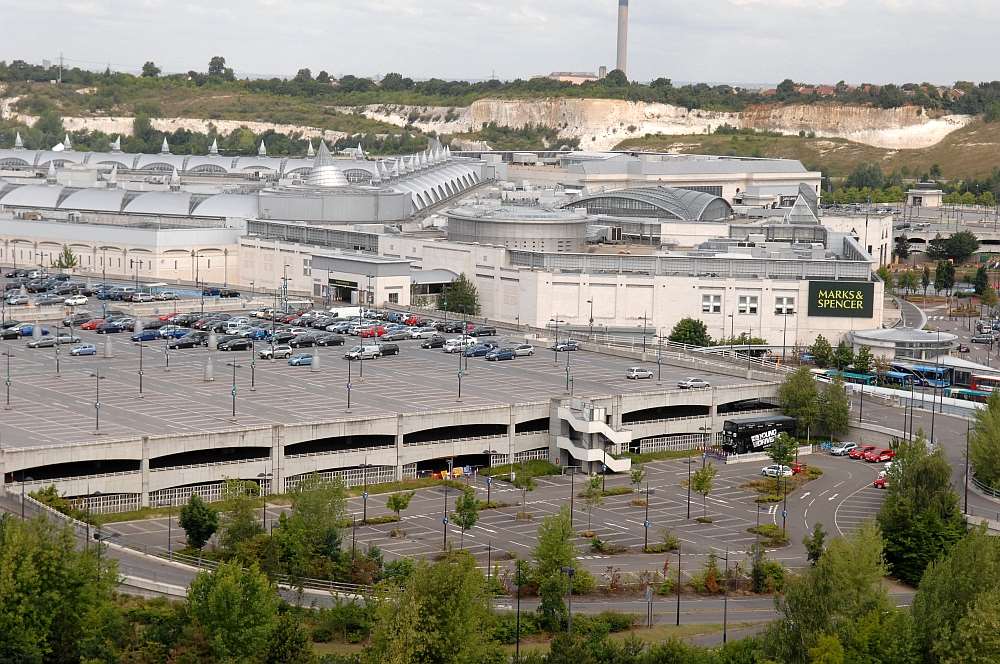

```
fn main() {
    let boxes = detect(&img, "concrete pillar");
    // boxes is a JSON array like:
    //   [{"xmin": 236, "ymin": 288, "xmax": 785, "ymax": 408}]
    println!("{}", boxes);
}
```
[
  {"xmin": 395, "ymin": 414, "xmax": 404, "ymax": 480},
  {"xmin": 140, "ymin": 436, "xmax": 150, "ymax": 507},
  {"xmin": 547, "ymin": 397, "xmax": 563, "ymax": 465},
  {"xmin": 271, "ymin": 425, "xmax": 284, "ymax": 494}
]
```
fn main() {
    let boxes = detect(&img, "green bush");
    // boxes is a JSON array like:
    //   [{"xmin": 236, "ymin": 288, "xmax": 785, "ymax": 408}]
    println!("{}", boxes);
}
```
[
  {"xmin": 382, "ymin": 559, "xmax": 415, "ymax": 585},
  {"xmin": 657, "ymin": 577, "xmax": 676, "ymax": 595},
  {"xmin": 571, "ymin": 611, "xmax": 637, "ymax": 636},
  {"xmin": 572, "ymin": 568, "xmax": 596, "ymax": 595},
  {"xmin": 312, "ymin": 599, "xmax": 373, "ymax": 644},
  {"xmin": 361, "ymin": 515, "xmax": 399, "ymax": 525},
  {"xmin": 644, "ymin": 529, "xmax": 680, "ymax": 554},
  {"xmin": 747, "ymin": 524, "xmax": 790, "ymax": 547},
  {"xmin": 493, "ymin": 611, "xmax": 542, "ymax": 644},
  {"xmin": 480, "ymin": 460, "xmax": 561, "ymax": 480}
]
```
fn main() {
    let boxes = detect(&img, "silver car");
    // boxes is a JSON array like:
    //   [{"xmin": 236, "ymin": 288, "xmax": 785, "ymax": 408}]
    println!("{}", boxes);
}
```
[
  {"xmin": 677, "ymin": 377, "xmax": 711, "ymax": 389},
  {"xmin": 345, "ymin": 345, "xmax": 380, "ymax": 360},
  {"xmin": 513, "ymin": 344, "xmax": 535, "ymax": 357},
  {"xmin": 28, "ymin": 334, "xmax": 81, "ymax": 348},
  {"xmin": 626, "ymin": 367, "xmax": 654, "ymax": 380}
]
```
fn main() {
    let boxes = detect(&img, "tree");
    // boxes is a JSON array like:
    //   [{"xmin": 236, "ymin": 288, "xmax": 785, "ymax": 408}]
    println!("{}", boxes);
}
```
[
  {"xmin": 51, "ymin": 245, "xmax": 78, "ymax": 270},
  {"xmin": 604, "ymin": 69, "xmax": 628, "ymax": 86},
  {"xmin": 34, "ymin": 110, "xmax": 64, "ymax": 138},
  {"xmin": 668, "ymin": 317, "xmax": 712, "ymax": 346},
  {"xmin": 970, "ymin": 391, "xmax": 1000, "ymax": 489},
  {"xmin": 630, "ymin": 465, "xmax": 646, "ymax": 495},
  {"xmin": 818, "ymin": 376, "xmax": 851, "ymax": 439},
  {"xmin": 691, "ymin": 463, "xmax": 717, "ymax": 519},
  {"xmin": 877, "ymin": 432, "xmax": 966, "ymax": 585},
  {"xmin": 768, "ymin": 433, "xmax": 797, "ymax": 494},
  {"xmin": 983, "ymin": 285, "xmax": 999, "ymax": 311},
  {"xmin": 264, "ymin": 611, "xmax": 317, "ymax": 664},
  {"xmin": 187, "ymin": 561, "xmax": 279, "ymax": 662},
  {"xmin": 381, "ymin": 72, "xmax": 413, "ymax": 91},
  {"xmin": 877, "ymin": 265, "xmax": 894, "ymax": 293},
  {"xmin": 439, "ymin": 273, "xmax": 481, "ymax": 316},
  {"xmin": 386, "ymin": 491, "xmax": 414, "ymax": 521},
  {"xmin": 219, "ymin": 479, "xmax": 265, "ymax": 556},
  {"xmin": 803, "ymin": 522, "xmax": 827, "ymax": 566},
  {"xmin": 0, "ymin": 516, "xmax": 117, "ymax": 663},
  {"xmin": 583, "ymin": 476, "xmax": 603, "ymax": 532},
  {"xmin": 141, "ymin": 61, "xmax": 161, "ymax": 78},
  {"xmin": 810, "ymin": 335, "xmax": 833, "ymax": 368},
  {"xmin": 930, "ymin": 231, "xmax": 980, "ymax": 263},
  {"xmin": 898, "ymin": 269, "xmax": 919, "ymax": 295},
  {"xmin": 913, "ymin": 526, "xmax": 1000, "ymax": 662},
  {"xmin": 778, "ymin": 366, "xmax": 820, "ymax": 435},
  {"xmin": 845, "ymin": 162, "xmax": 885, "ymax": 190},
  {"xmin": 452, "ymin": 487, "xmax": 479, "ymax": 549},
  {"xmin": 315, "ymin": 70, "xmax": 331, "ymax": 84},
  {"xmin": 922, "ymin": 265, "xmax": 931, "ymax": 297},
  {"xmin": 935, "ymin": 260, "xmax": 956, "ymax": 295},
  {"xmin": 179, "ymin": 493, "xmax": 219, "ymax": 549},
  {"xmin": 974, "ymin": 265, "xmax": 990, "ymax": 295},
  {"xmin": 894, "ymin": 234, "xmax": 911, "ymax": 260},
  {"xmin": 939, "ymin": 588, "xmax": 1000, "ymax": 664},
  {"xmin": 832, "ymin": 340, "xmax": 854, "ymax": 371},
  {"xmin": 208, "ymin": 56, "xmax": 228, "ymax": 76},
  {"xmin": 808, "ymin": 634, "xmax": 845, "ymax": 664},
  {"xmin": 853, "ymin": 346, "xmax": 873, "ymax": 374},
  {"xmin": 293, "ymin": 68, "xmax": 313, "ymax": 83},
  {"xmin": 367, "ymin": 553, "xmax": 503, "ymax": 664},
  {"xmin": 765, "ymin": 523, "xmax": 898, "ymax": 663},
  {"xmin": 532, "ymin": 507, "xmax": 577, "ymax": 631}
]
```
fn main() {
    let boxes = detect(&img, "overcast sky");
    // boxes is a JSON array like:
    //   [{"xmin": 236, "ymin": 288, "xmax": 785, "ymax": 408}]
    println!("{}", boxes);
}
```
[{"xmin": 0, "ymin": 0, "xmax": 993, "ymax": 85}]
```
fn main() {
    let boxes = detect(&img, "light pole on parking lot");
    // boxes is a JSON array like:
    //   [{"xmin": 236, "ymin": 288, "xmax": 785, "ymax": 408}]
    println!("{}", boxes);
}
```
[
  {"xmin": 657, "ymin": 336, "xmax": 663, "ymax": 384},
  {"xmin": 2, "ymin": 347, "xmax": 10, "ymax": 410},
  {"xmin": 249, "ymin": 343, "xmax": 256, "ymax": 391},
  {"xmin": 345, "ymin": 352, "xmax": 353, "ymax": 412},
  {"xmin": 226, "ymin": 361, "xmax": 241, "ymax": 420},
  {"xmin": 88, "ymin": 370, "xmax": 106, "ymax": 434},
  {"xmin": 642, "ymin": 483, "xmax": 654, "ymax": 552},
  {"xmin": 361, "ymin": 456, "xmax": 370, "ymax": 523},
  {"xmin": 586, "ymin": 298, "xmax": 594, "ymax": 339}
]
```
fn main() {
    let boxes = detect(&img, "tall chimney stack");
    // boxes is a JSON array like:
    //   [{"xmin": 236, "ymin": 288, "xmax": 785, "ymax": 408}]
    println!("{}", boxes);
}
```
[{"xmin": 616, "ymin": 0, "xmax": 629, "ymax": 76}]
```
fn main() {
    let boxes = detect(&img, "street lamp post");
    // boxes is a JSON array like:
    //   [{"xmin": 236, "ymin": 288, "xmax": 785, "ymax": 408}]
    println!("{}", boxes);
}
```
[
  {"xmin": 728, "ymin": 314, "xmax": 735, "ymax": 358},
  {"xmin": 641, "ymin": 312, "xmax": 648, "ymax": 354},
  {"xmin": 643, "ymin": 483, "xmax": 653, "ymax": 552},
  {"xmin": 257, "ymin": 472, "xmax": 272, "ymax": 530},
  {"xmin": 226, "ymin": 362, "xmax": 241, "ymax": 419},
  {"xmin": 586, "ymin": 299, "xmax": 594, "ymax": 339},
  {"xmin": 361, "ymin": 457, "xmax": 370, "ymax": 523},
  {"xmin": 3, "ymin": 348, "xmax": 12, "ymax": 410},
  {"xmin": 88, "ymin": 370, "xmax": 105, "ymax": 434},
  {"xmin": 442, "ymin": 458, "xmax": 453, "ymax": 550},
  {"xmin": 657, "ymin": 336, "xmax": 663, "ymax": 384}
]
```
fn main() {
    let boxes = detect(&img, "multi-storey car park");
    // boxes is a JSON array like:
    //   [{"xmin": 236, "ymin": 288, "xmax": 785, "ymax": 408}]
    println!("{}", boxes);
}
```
[{"xmin": 0, "ymin": 315, "xmax": 782, "ymax": 513}]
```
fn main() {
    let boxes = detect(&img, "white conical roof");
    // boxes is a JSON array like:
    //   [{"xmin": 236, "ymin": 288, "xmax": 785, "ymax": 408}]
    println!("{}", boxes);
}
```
[
  {"xmin": 392, "ymin": 159, "xmax": 401, "ymax": 178},
  {"xmin": 258, "ymin": 140, "xmax": 267, "ymax": 156},
  {"xmin": 306, "ymin": 141, "xmax": 315, "ymax": 158},
  {"xmin": 356, "ymin": 142, "xmax": 365, "ymax": 159},
  {"xmin": 106, "ymin": 165, "xmax": 118, "ymax": 186},
  {"xmin": 46, "ymin": 161, "xmax": 56, "ymax": 180},
  {"xmin": 209, "ymin": 137, "xmax": 219, "ymax": 155},
  {"xmin": 306, "ymin": 141, "xmax": 348, "ymax": 187},
  {"xmin": 160, "ymin": 137, "xmax": 170, "ymax": 154},
  {"xmin": 14, "ymin": 131, "xmax": 24, "ymax": 149},
  {"xmin": 63, "ymin": 133, "xmax": 73, "ymax": 150},
  {"xmin": 110, "ymin": 135, "xmax": 121, "ymax": 152},
  {"xmin": 169, "ymin": 167, "xmax": 180, "ymax": 184}
]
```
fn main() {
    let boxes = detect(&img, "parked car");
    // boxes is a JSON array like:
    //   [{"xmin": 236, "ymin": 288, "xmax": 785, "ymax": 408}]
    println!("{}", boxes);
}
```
[
  {"xmin": 513, "ymin": 344, "xmax": 535, "ymax": 357},
  {"xmin": 791, "ymin": 461, "xmax": 809, "ymax": 475},
  {"xmin": 167, "ymin": 335, "xmax": 202, "ymax": 349},
  {"xmin": 28, "ymin": 334, "xmax": 80, "ymax": 348},
  {"xmin": 626, "ymin": 367, "xmax": 654, "ymax": 380},
  {"xmin": 864, "ymin": 448, "xmax": 895, "ymax": 463},
  {"xmin": 443, "ymin": 338, "xmax": 476, "ymax": 353},
  {"xmin": 130, "ymin": 329, "xmax": 160, "ymax": 342},
  {"xmin": 69, "ymin": 343, "xmax": 97, "ymax": 356},
  {"xmin": 874, "ymin": 471, "xmax": 888, "ymax": 489},
  {"xmin": 957, "ymin": 344, "xmax": 971, "ymax": 353},
  {"xmin": 421, "ymin": 335, "xmax": 448, "ymax": 349},
  {"xmin": 288, "ymin": 334, "xmax": 318, "ymax": 348},
  {"xmin": 0, "ymin": 328, "xmax": 20, "ymax": 340},
  {"xmin": 155, "ymin": 291, "xmax": 180, "ymax": 300},
  {"xmin": 829, "ymin": 441, "xmax": 858, "ymax": 456},
  {"xmin": 972, "ymin": 334, "xmax": 994, "ymax": 344},
  {"xmin": 219, "ymin": 338, "xmax": 253, "ymax": 351},
  {"xmin": 464, "ymin": 344, "xmax": 495, "ymax": 358},
  {"xmin": 259, "ymin": 344, "xmax": 293, "ymax": 359},
  {"xmin": 64, "ymin": 295, "xmax": 88, "ymax": 306},
  {"xmin": 761, "ymin": 464, "xmax": 793, "ymax": 478},
  {"xmin": 80, "ymin": 318, "xmax": 105, "ymax": 331},
  {"xmin": 381, "ymin": 330, "xmax": 410, "ymax": 342},
  {"xmin": 288, "ymin": 353, "xmax": 313, "ymax": 366},
  {"xmin": 359, "ymin": 325, "xmax": 386, "ymax": 338},
  {"xmin": 315, "ymin": 334, "xmax": 346, "ymax": 347},
  {"xmin": 409, "ymin": 327, "xmax": 437, "ymax": 339},
  {"xmin": 62, "ymin": 312, "xmax": 93, "ymax": 327},
  {"xmin": 4, "ymin": 294, "xmax": 29, "ymax": 306},
  {"xmin": 14, "ymin": 323, "xmax": 49, "ymax": 337},
  {"xmin": 677, "ymin": 377, "xmax": 711, "ymax": 389},
  {"xmin": 553, "ymin": 340, "xmax": 580, "ymax": 352},
  {"xmin": 376, "ymin": 343, "xmax": 400, "ymax": 356},
  {"xmin": 486, "ymin": 348, "xmax": 516, "ymax": 361},
  {"xmin": 848, "ymin": 445, "xmax": 877, "ymax": 460},
  {"xmin": 440, "ymin": 321, "xmax": 469, "ymax": 334},
  {"xmin": 470, "ymin": 326, "xmax": 497, "ymax": 337},
  {"xmin": 344, "ymin": 345, "xmax": 380, "ymax": 360},
  {"xmin": 131, "ymin": 293, "xmax": 156, "ymax": 303}
]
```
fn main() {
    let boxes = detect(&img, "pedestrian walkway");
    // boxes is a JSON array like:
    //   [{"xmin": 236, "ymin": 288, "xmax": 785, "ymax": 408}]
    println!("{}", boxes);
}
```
[{"xmin": 896, "ymin": 297, "xmax": 927, "ymax": 330}]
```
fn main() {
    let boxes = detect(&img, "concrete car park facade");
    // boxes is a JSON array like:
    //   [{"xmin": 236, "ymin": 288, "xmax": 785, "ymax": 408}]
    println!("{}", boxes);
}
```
[{"xmin": 0, "ymin": 311, "xmax": 781, "ymax": 513}]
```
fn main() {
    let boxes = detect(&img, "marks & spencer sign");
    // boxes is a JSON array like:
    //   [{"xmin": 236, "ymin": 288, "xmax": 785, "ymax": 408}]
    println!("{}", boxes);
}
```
[{"xmin": 807, "ymin": 281, "xmax": 874, "ymax": 318}]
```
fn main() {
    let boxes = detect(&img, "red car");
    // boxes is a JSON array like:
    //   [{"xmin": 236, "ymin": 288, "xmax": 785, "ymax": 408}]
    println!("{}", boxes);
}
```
[
  {"xmin": 403, "ymin": 315, "xmax": 421, "ymax": 326},
  {"xmin": 864, "ymin": 448, "xmax": 894, "ymax": 463},
  {"xmin": 80, "ymin": 318, "xmax": 105, "ymax": 330},
  {"xmin": 849, "ymin": 445, "xmax": 876, "ymax": 460},
  {"xmin": 359, "ymin": 326, "xmax": 385, "ymax": 338},
  {"xmin": 874, "ymin": 474, "xmax": 888, "ymax": 489},
  {"xmin": 791, "ymin": 462, "xmax": 808, "ymax": 475}
]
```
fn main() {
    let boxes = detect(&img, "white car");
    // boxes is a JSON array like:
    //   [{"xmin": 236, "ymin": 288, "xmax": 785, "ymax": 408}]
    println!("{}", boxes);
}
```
[
  {"xmin": 829, "ymin": 441, "xmax": 858, "ymax": 456},
  {"xmin": 345, "ymin": 345, "xmax": 380, "ymax": 360},
  {"xmin": 258, "ymin": 344, "xmax": 292, "ymax": 359},
  {"xmin": 64, "ymin": 295, "xmax": 88, "ymax": 306},
  {"xmin": 443, "ymin": 338, "xmax": 476, "ymax": 353},
  {"xmin": 626, "ymin": 367, "xmax": 654, "ymax": 380},
  {"xmin": 513, "ymin": 344, "xmax": 535, "ymax": 357},
  {"xmin": 409, "ymin": 327, "xmax": 437, "ymax": 339},
  {"xmin": 677, "ymin": 377, "xmax": 711, "ymax": 389},
  {"xmin": 761, "ymin": 465, "xmax": 793, "ymax": 478}
]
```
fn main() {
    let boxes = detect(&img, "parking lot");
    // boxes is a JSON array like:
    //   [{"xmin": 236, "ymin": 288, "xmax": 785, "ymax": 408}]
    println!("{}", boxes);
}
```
[
  {"xmin": 0, "ymin": 306, "xmax": 758, "ymax": 449},
  {"xmin": 109, "ymin": 449, "xmax": 885, "ymax": 574}
]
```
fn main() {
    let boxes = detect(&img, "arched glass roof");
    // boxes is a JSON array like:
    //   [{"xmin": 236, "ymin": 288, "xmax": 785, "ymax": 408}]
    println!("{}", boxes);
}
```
[
  {"xmin": 58, "ymin": 188, "xmax": 125, "ymax": 212},
  {"xmin": 122, "ymin": 191, "xmax": 192, "ymax": 215},
  {"xmin": 191, "ymin": 193, "xmax": 258, "ymax": 218},
  {"xmin": 562, "ymin": 186, "xmax": 733, "ymax": 222},
  {"xmin": 0, "ymin": 184, "xmax": 63, "ymax": 208}
]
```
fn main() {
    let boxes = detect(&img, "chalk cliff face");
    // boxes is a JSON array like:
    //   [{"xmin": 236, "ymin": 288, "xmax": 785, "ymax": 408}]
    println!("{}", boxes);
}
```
[
  {"xmin": 350, "ymin": 99, "xmax": 972, "ymax": 150},
  {"xmin": 1, "ymin": 93, "xmax": 972, "ymax": 152}
]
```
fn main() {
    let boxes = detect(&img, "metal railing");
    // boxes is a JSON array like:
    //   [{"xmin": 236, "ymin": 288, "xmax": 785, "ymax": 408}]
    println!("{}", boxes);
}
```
[
  {"xmin": 403, "ymin": 433, "xmax": 508, "ymax": 447},
  {"xmin": 284, "ymin": 444, "xmax": 396, "ymax": 459},
  {"xmin": 624, "ymin": 408, "xmax": 780, "ymax": 426},
  {"xmin": 150, "ymin": 457, "xmax": 269, "ymax": 473}
]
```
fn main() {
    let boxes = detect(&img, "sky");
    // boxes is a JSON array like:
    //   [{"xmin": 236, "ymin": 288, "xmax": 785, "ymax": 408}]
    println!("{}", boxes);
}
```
[{"xmin": 0, "ymin": 0, "xmax": 994, "ymax": 85}]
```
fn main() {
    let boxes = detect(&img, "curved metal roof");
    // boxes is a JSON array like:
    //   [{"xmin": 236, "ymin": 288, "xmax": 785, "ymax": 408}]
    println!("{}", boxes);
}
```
[
  {"xmin": 134, "ymin": 154, "xmax": 188, "ymax": 171},
  {"xmin": 85, "ymin": 152, "xmax": 138, "ymax": 169},
  {"xmin": 0, "ymin": 184, "xmax": 63, "ymax": 208},
  {"xmin": 562, "ymin": 186, "xmax": 733, "ymax": 222},
  {"xmin": 233, "ymin": 156, "xmax": 280, "ymax": 171},
  {"xmin": 35, "ymin": 151, "xmax": 87, "ymax": 167},
  {"xmin": 122, "ymin": 191, "xmax": 192, "ymax": 216},
  {"xmin": 183, "ymin": 156, "xmax": 235, "ymax": 173},
  {"xmin": 58, "ymin": 188, "xmax": 125, "ymax": 212},
  {"xmin": 191, "ymin": 193, "xmax": 258, "ymax": 218}
]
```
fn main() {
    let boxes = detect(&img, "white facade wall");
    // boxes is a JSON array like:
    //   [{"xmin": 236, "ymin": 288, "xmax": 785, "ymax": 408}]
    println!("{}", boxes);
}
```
[{"xmin": 820, "ymin": 214, "xmax": 893, "ymax": 267}]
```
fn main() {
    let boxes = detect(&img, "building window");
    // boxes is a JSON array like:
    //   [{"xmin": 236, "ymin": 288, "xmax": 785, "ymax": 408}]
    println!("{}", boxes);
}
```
[
  {"xmin": 738, "ymin": 295, "xmax": 758, "ymax": 315},
  {"xmin": 388, "ymin": 293, "xmax": 399, "ymax": 304},
  {"xmin": 775, "ymin": 296, "xmax": 795, "ymax": 315},
  {"xmin": 702, "ymin": 294, "xmax": 721, "ymax": 313}
]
